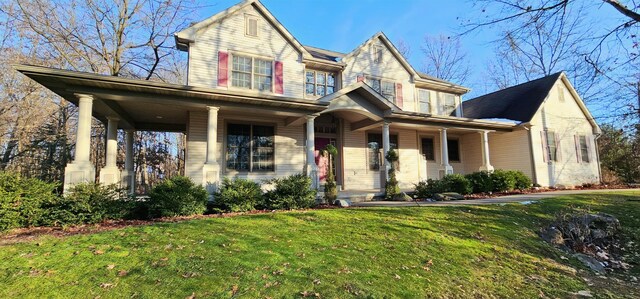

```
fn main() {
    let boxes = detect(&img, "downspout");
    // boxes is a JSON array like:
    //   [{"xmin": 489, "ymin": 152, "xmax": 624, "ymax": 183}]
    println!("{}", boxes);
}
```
[
  {"xmin": 522, "ymin": 122, "xmax": 539, "ymax": 185},
  {"xmin": 594, "ymin": 133, "xmax": 603, "ymax": 184}
]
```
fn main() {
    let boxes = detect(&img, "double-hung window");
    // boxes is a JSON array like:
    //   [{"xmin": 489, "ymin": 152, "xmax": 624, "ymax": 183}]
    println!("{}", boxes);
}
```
[
  {"xmin": 447, "ymin": 139, "xmax": 460, "ymax": 162},
  {"xmin": 372, "ymin": 45, "xmax": 383, "ymax": 64},
  {"xmin": 305, "ymin": 70, "xmax": 336, "ymax": 97},
  {"xmin": 367, "ymin": 133, "xmax": 398, "ymax": 171},
  {"xmin": 442, "ymin": 94, "xmax": 457, "ymax": 116},
  {"xmin": 545, "ymin": 131, "xmax": 558, "ymax": 162},
  {"xmin": 421, "ymin": 137, "xmax": 435, "ymax": 161},
  {"xmin": 367, "ymin": 77, "xmax": 395, "ymax": 101},
  {"xmin": 231, "ymin": 55, "xmax": 272, "ymax": 91},
  {"xmin": 579, "ymin": 135, "xmax": 590, "ymax": 163},
  {"xmin": 226, "ymin": 124, "xmax": 274, "ymax": 172},
  {"xmin": 418, "ymin": 89, "xmax": 431, "ymax": 114}
]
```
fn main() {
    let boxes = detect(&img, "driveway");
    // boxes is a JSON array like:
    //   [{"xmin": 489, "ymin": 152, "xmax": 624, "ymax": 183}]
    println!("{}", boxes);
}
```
[{"xmin": 352, "ymin": 188, "xmax": 640, "ymax": 207}]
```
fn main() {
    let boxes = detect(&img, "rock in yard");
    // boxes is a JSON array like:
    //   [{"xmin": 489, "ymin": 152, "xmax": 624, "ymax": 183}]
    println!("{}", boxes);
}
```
[
  {"xmin": 393, "ymin": 192, "xmax": 413, "ymax": 202},
  {"xmin": 433, "ymin": 192, "xmax": 465, "ymax": 201},
  {"xmin": 540, "ymin": 226, "xmax": 564, "ymax": 246},
  {"xmin": 574, "ymin": 253, "xmax": 606, "ymax": 273},
  {"xmin": 333, "ymin": 199, "xmax": 351, "ymax": 207}
]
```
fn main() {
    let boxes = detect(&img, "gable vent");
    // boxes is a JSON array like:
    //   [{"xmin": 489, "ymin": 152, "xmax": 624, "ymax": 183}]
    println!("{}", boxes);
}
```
[{"xmin": 246, "ymin": 16, "xmax": 258, "ymax": 37}]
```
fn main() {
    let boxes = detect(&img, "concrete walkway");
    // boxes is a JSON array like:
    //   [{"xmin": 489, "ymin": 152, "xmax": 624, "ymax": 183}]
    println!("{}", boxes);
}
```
[{"xmin": 352, "ymin": 188, "xmax": 640, "ymax": 207}]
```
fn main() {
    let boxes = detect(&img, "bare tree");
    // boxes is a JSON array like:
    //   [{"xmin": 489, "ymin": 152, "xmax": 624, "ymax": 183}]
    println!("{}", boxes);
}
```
[
  {"xmin": 396, "ymin": 38, "xmax": 412, "ymax": 60},
  {"xmin": 463, "ymin": 0, "xmax": 640, "ymax": 124},
  {"xmin": 421, "ymin": 34, "xmax": 471, "ymax": 84},
  {"xmin": 0, "ymin": 0, "xmax": 199, "ymax": 187}
]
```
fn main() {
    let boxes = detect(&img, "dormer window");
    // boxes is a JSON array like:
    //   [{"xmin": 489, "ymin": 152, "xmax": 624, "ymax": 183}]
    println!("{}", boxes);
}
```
[
  {"xmin": 372, "ymin": 45, "xmax": 383, "ymax": 64},
  {"xmin": 245, "ymin": 15, "xmax": 258, "ymax": 37}
]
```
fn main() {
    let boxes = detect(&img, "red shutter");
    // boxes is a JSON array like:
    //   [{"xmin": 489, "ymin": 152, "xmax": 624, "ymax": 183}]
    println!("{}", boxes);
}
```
[
  {"xmin": 274, "ymin": 61, "xmax": 284, "ymax": 94},
  {"xmin": 217, "ymin": 51, "xmax": 228, "ymax": 87},
  {"xmin": 395, "ymin": 83, "xmax": 403, "ymax": 108},
  {"xmin": 357, "ymin": 75, "xmax": 365, "ymax": 82},
  {"xmin": 540, "ymin": 131, "xmax": 548, "ymax": 162},
  {"xmin": 574, "ymin": 135, "xmax": 581, "ymax": 163}
]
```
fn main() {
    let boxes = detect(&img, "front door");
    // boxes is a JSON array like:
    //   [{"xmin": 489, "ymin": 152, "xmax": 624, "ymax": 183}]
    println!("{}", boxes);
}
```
[{"xmin": 314, "ymin": 137, "xmax": 335, "ymax": 183}]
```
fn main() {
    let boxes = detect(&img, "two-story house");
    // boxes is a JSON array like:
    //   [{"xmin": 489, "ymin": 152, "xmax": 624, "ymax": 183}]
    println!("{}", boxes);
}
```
[{"xmin": 15, "ymin": 0, "xmax": 601, "ymax": 197}]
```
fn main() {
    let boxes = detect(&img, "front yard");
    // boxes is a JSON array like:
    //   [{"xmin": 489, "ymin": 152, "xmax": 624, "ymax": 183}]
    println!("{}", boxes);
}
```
[{"xmin": 1, "ymin": 191, "xmax": 639, "ymax": 298}]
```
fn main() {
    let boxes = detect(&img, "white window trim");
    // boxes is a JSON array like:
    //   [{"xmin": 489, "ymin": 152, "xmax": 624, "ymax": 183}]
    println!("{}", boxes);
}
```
[
  {"xmin": 372, "ymin": 45, "xmax": 383, "ymax": 64},
  {"xmin": 228, "ymin": 52, "xmax": 274, "ymax": 93},
  {"xmin": 304, "ymin": 69, "xmax": 336, "ymax": 98},
  {"xmin": 365, "ymin": 75, "xmax": 395, "ymax": 101},
  {"xmin": 577, "ymin": 134, "xmax": 591, "ymax": 163},
  {"xmin": 417, "ymin": 88, "xmax": 432, "ymax": 114},
  {"xmin": 244, "ymin": 14, "xmax": 259, "ymax": 38}
]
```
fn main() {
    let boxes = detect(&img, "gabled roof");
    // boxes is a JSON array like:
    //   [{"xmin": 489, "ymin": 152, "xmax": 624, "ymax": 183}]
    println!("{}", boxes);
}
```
[
  {"xmin": 318, "ymin": 81, "xmax": 401, "ymax": 112},
  {"xmin": 342, "ymin": 32, "xmax": 419, "ymax": 78},
  {"xmin": 462, "ymin": 72, "xmax": 600, "ymax": 133},
  {"xmin": 463, "ymin": 72, "xmax": 563, "ymax": 123},
  {"xmin": 174, "ymin": 0, "xmax": 311, "ymax": 59}
]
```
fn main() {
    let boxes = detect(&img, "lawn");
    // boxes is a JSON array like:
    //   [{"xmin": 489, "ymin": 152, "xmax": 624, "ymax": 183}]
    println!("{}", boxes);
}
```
[{"xmin": 1, "ymin": 192, "xmax": 639, "ymax": 298}]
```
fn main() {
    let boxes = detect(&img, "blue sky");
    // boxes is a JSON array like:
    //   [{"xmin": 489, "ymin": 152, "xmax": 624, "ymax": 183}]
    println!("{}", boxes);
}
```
[{"xmin": 201, "ymin": 0, "xmax": 624, "ymax": 99}]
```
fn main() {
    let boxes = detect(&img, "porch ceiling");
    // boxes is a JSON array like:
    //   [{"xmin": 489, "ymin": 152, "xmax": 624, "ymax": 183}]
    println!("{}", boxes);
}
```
[{"xmin": 15, "ymin": 64, "xmax": 328, "ymax": 132}]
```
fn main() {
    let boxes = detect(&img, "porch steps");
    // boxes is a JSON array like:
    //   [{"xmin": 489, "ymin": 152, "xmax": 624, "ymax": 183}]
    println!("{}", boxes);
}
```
[{"xmin": 337, "ymin": 189, "xmax": 384, "ymax": 202}]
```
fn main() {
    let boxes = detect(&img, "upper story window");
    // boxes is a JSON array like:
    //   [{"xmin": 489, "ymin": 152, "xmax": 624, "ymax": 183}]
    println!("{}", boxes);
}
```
[
  {"xmin": 245, "ymin": 15, "xmax": 258, "ymax": 37},
  {"xmin": 372, "ymin": 45, "xmax": 383, "ymax": 64},
  {"xmin": 418, "ymin": 89, "xmax": 431, "ymax": 114},
  {"xmin": 442, "ymin": 94, "xmax": 457, "ymax": 116},
  {"xmin": 305, "ymin": 70, "xmax": 336, "ymax": 97},
  {"xmin": 231, "ymin": 54, "xmax": 272, "ymax": 91},
  {"xmin": 367, "ymin": 77, "xmax": 395, "ymax": 101}
]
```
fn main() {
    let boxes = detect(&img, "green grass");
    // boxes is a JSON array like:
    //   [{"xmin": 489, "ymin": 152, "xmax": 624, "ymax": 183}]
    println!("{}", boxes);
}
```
[{"xmin": 1, "ymin": 192, "xmax": 639, "ymax": 298}]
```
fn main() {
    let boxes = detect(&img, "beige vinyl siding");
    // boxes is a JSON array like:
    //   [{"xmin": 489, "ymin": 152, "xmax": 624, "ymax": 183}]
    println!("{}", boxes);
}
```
[
  {"xmin": 342, "ymin": 38, "xmax": 416, "ymax": 111},
  {"xmin": 185, "ymin": 111, "xmax": 208, "ymax": 185},
  {"xmin": 489, "ymin": 130, "xmax": 534, "ymax": 179},
  {"xmin": 185, "ymin": 110, "xmax": 306, "ymax": 185},
  {"xmin": 187, "ymin": 4, "xmax": 304, "ymax": 98},
  {"xmin": 396, "ymin": 129, "xmax": 420, "ymax": 188},
  {"xmin": 342, "ymin": 121, "xmax": 379, "ymax": 190},
  {"xmin": 529, "ymin": 80, "xmax": 600, "ymax": 186},
  {"xmin": 461, "ymin": 133, "xmax": 483, "ymax": 174}
]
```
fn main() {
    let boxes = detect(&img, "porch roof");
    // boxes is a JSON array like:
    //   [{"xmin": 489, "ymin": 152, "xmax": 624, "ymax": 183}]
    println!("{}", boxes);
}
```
[
  {"xmin": 15, "ymin": 65, "xmax": 518, "ymax": 133},
  {"xmin": 14, "ymin": 64, "xmax": 328, "ymax": 132}
]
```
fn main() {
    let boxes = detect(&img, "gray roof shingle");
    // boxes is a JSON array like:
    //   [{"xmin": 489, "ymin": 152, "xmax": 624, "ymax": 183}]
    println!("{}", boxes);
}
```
[{"xmin": 462, "ymin": 72, "xmax": 563, "ymax": 122}]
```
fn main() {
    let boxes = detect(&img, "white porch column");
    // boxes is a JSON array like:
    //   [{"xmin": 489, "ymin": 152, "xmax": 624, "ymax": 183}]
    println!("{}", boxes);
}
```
[
  {"xmin": 99, "ymin": 117, "xmax": 121, "ymax": 185},
  {"xmin": 479, "ymin": 130, "xmax": 495, "ymax": 172},
  {"xmin": 203, "ymin": 106, "xmax": 220, "ymax": 193},
  {"xmin": 382, "ymin": 121, "xmax": 391, "ymax": 182},
  {"xmin": 122, "ymin": 130, "xmax": 135, "ymax": 194},
  {"xmin": 63, "ymin": 94, "xmax": 96, "ymax": 192},
  {"xmin": 305, "ymin": 114, "xmax": 319, "ymax": 189},
  {"xmin": 439, "ymin": 128, "xmax": 454, "ymax": 176}
]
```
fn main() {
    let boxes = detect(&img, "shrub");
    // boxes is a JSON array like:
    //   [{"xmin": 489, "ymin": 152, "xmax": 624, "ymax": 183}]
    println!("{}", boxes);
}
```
[
  {"xmin": 262, "ymin": 174, "xmax": 317, "ymax": 210},
  {"xmin": 414, "ymin": 179, "xmax": 446, "ymax": 199},
  {"xmin": 147, "ymin": 176, "xmax": 208, "ymax": 218},
  {"xmin": 465, "ymin": 171, "xmax": 494, "ymax": 193},
  {"xmin": 322, "ymin": 144, "xmax": 338, "ymax": 203},
  {"xmin": 491, "ymin": 169, "xmax": 516, "ymax": 192},
  {"xmin": 0, "ymin": 172, "xmax": 59, "ymax": 230},
  {"xmin": 42, "ymin": 183, "xmax": 128, "ymax": 226},
  {"xmin": 385, "ymin": 149, "xmax": 401, "ymax": 200},
  {"xmin": 509, "ymin": 170, "xmax": 533, "ymax": 190},
  {"xmin": 441, "ymin": 174, "xmax": 472, "ymax": 195},
  {"xmin": 211, "ymin": 177, "xmax": 262, "ymax": 213}
]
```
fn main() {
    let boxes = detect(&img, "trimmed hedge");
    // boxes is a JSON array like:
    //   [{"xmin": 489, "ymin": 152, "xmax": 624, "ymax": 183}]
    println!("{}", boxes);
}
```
[
  {"xmin": 262, "ymin": 174, "xmax": 317, "ymax": 210},
  {"xmin": 147, "ymin": 176, "xmax": 208, "ymax": 218},
  {"xmin": 414, "ymin": 170, "xmax": 533, "ymax": 199},
  {"xmin": 211, "ymin": 177, "xmax": 262, "ymax": 213},
  {"xmin": 0, "ymin": 172, "xmax": 59, "ymax": 230}
]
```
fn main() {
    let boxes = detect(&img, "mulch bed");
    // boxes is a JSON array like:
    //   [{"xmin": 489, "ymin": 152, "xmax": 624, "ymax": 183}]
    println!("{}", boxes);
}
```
[{"xmin": 463, "ymin": 184, "xmax": 637, "ymax": 200}]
